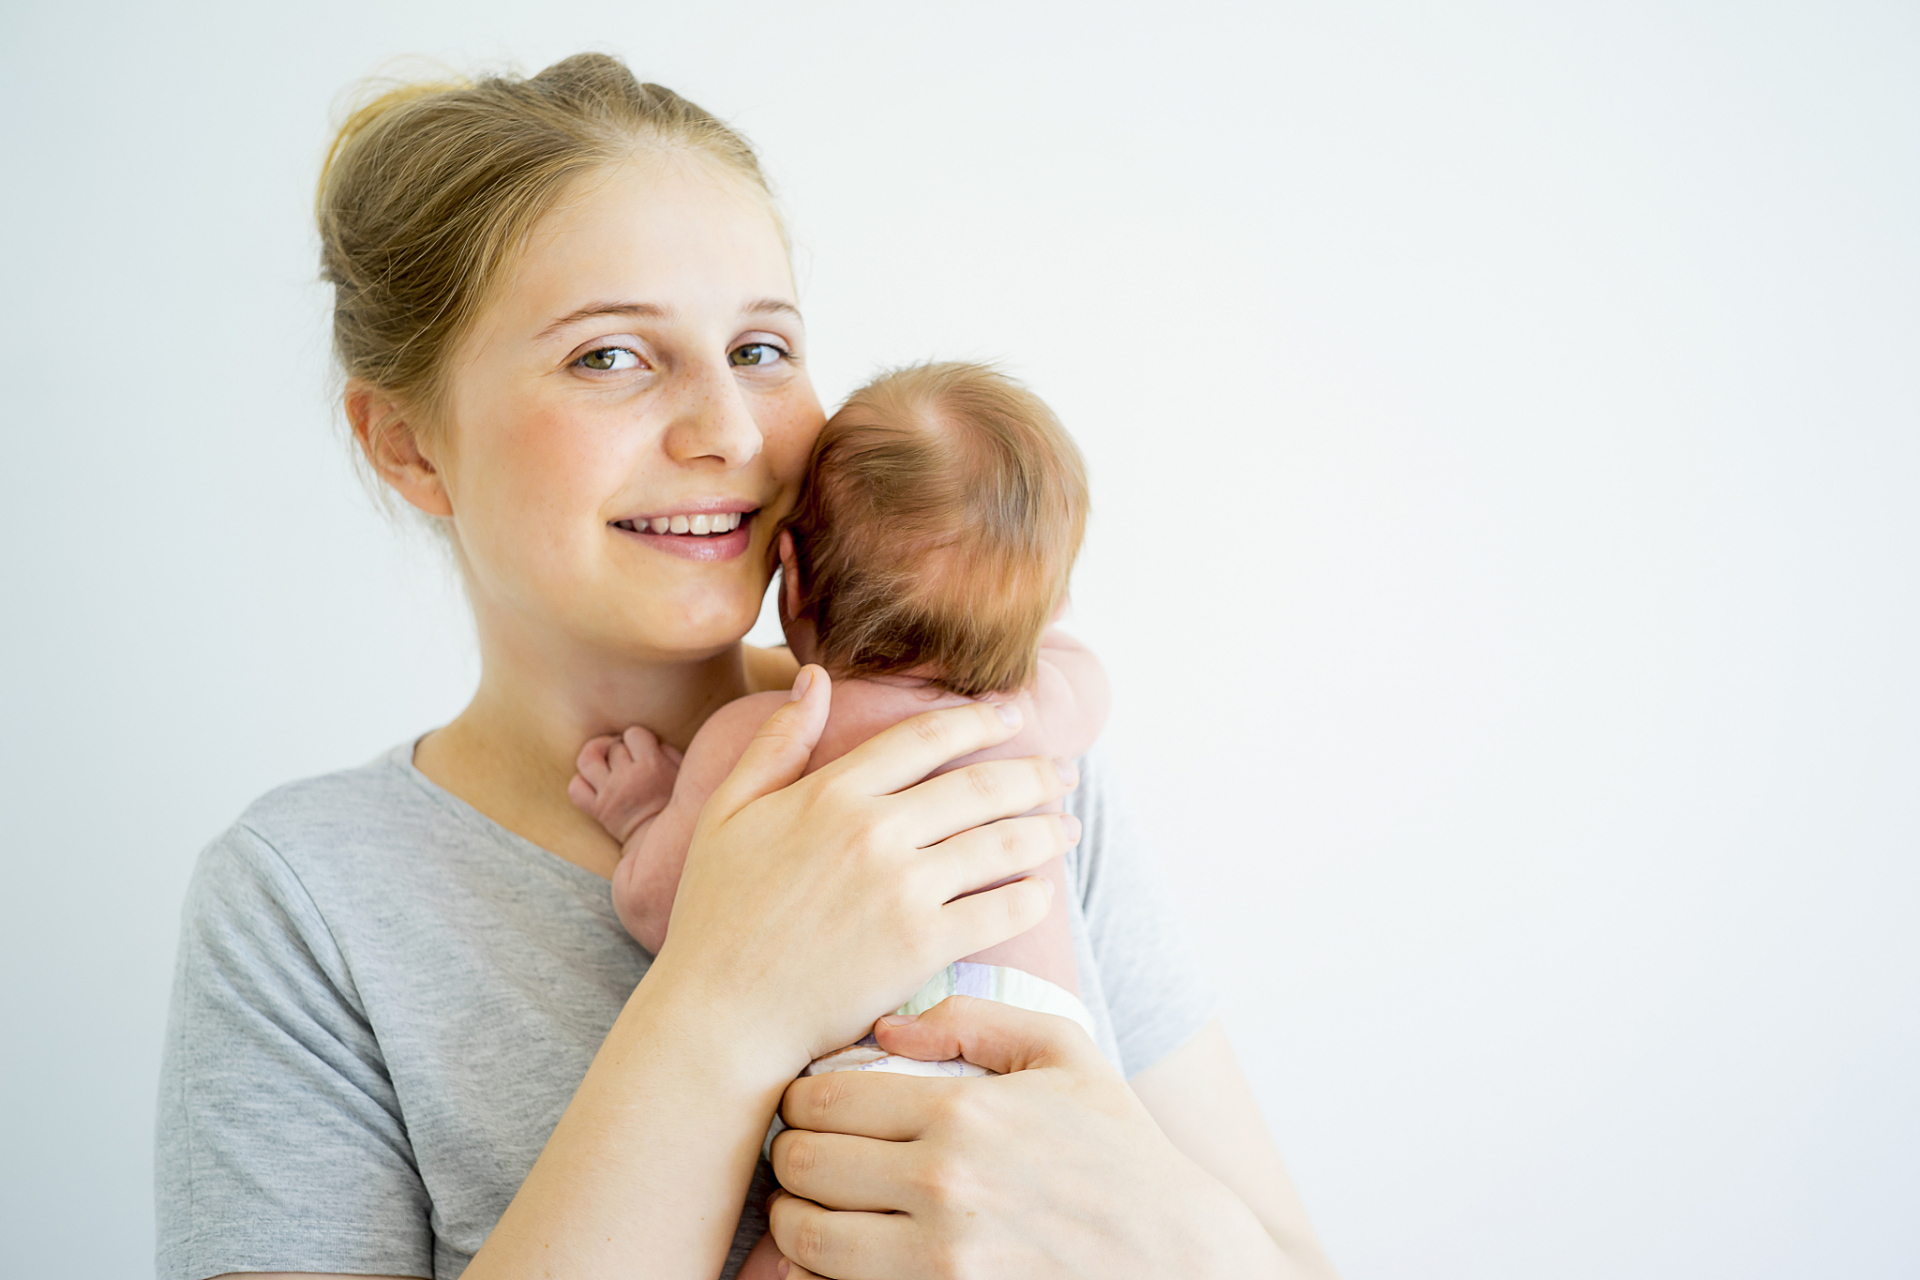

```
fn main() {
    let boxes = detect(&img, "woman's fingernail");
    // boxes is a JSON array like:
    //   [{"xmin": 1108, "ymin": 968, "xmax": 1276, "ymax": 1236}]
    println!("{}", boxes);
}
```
[
  {"xmin": 880, "ymin": 1012, "xmax": 918, "ymax": 1026},
  {"xmin": 790, "ymin": 666, "xmax": 814, "ymax": 702},
  {"xmin": 777, "ymin": 1260, "xmax": 791, "ymax": 1279},
  {"xmin": 1054, "ymin": 757, "xmax": 1078, "ymax": 786},
  {"xmin": 1061, "ymin": 813, "xmax": 1082, "ymax": 843},
  {"xmin": 995, "ymin": 701, "xmax": 1021, "ymax": 728}
]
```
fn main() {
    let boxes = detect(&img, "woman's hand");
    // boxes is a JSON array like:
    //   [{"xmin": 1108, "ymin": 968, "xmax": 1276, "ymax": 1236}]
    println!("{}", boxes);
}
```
[
  {"xmin": 767, "ymin": 998, "xmax": 1301, "ymax": 1280},
  {"xmin": 465, "ymin": 667, "xmax": 1080, "ymax": 1280},
  {"xmin": 646, "ymin": 666, "xmax": 1083, "ymax": 1071}
]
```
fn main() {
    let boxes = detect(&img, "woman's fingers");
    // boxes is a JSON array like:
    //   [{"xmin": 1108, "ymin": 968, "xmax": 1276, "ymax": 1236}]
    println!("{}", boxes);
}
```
[
  {"xmin": 767, "ymin": 1190, "xmax": 911, "ymax": 1280},
  {"xmin": 873, "ymin": 994, "xmax": 1108, "ymax": 1077},
  {"xmin": 889, "ymin": 754, "xmax": 1079, "ymax": 849},
  {"xmin": 769, "ymin": 1127, "xmax": 917, "ymax": 1212},
  {"xmin": 820, "ymin": 700, "xmax": 1026, "ymax": 798},
  {"xmin": 923, "ymin": 811, "xmax": 1081, "ymax": 902},
  {"xmin": 703, "ymin": 665, "xmax": 831, "ymax": 822},
  {"xmin": 937, "ymin": 874, "xmax": 1056, "ymax": 961},
  {"xmin": 782, "ymin": 1066, "xmax": 956, "ymax": 1141}
]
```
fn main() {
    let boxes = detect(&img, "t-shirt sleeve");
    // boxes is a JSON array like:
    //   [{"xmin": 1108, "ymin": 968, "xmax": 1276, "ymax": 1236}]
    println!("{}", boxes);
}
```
[
  {"xmin": 156, "ymin": 823, "xmax": 432, "ymax": 1280},
  {"xmin": 1067, "ymin": 747, "xmax": 1218, "ymax": 1078}
]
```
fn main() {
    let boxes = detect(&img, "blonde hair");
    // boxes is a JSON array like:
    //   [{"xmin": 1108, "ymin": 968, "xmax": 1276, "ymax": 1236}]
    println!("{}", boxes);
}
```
[
  {"xmin": 317, "ymin": 53, "xmax": 775, "ymax": 429},
  {"xmin": 779, "ymin": 363, "xmax": 1090, "ymax": 698}
]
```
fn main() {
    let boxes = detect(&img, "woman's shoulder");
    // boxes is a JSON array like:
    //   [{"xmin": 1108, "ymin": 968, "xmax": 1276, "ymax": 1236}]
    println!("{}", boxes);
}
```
[
  {"xmin": 188, "ymin": 738, "xmax": 617, "ymax": 938},
  {"xmin": 182, "ymin": 744, "xmax": 434, "ymax": 928},
  {"xmin": 177, "ymin": 738, "xmax": 633, "ymax": 1029},
  {"xmin": 208, "ymin": 743, "xmax": 445, "ymax": 880},
  {"xmin": 188, "ymin": 739, "xmax": 530, "ymax": 930},
  {"xmin": 232, "ymin": 739, "xmax": 416, "ymax": 829}
]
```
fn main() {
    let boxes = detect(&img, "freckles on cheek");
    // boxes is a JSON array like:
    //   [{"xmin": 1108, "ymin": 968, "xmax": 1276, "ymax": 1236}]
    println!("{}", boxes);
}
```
[
  {"xmin": 503, "ymin": 406, "xmax": 621, "ymax": 519},
  {"xmin": 768, "ymin": 403, "xmax": 825, "ymax": 480}
]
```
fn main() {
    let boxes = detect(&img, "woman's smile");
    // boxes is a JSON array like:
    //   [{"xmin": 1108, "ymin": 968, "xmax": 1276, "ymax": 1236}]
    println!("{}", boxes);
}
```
[{"xmin": 610, "ymin": 503, "xmax": 759, "ymax": 561}]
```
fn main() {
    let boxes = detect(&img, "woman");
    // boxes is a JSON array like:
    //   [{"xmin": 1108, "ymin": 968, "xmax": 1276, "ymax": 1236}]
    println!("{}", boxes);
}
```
[{"xmin": 157, "ymin": 53, "xmax": 1338, "ymax": 1280}]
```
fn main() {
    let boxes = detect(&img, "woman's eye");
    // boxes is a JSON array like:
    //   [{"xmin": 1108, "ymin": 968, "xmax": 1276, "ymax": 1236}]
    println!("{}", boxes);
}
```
[
  {"xmin": 578, "ymin": 347, "xmax": 639, "ymax": 372},
  {"xmin": 729, "ymin": 342, "xmax": 787, "ymax": 368}
]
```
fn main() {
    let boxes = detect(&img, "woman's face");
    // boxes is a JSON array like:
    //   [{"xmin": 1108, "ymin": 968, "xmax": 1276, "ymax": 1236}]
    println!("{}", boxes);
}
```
[{"xmin": 423, "ymin": 154, "xmax": 822, "ymax": 666}]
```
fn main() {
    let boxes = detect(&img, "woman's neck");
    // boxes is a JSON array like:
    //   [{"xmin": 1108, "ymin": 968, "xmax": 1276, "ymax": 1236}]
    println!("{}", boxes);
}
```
[{"xmin": 414, "ymin": 632, "xmax": 752, "ymax": 880}]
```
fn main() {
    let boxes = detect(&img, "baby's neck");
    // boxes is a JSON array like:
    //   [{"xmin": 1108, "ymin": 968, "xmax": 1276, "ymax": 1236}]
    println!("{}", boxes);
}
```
[{"xmin": 781, "ymin": 617, "xmax": 822, "ymax": 668}]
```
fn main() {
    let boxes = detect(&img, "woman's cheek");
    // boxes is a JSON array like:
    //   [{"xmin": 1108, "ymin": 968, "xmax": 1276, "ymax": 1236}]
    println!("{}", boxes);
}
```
[
  {"xmin": 772, "ymin": 378, "xmax": 827, "ymax": 454},
  {"xmin": 766, "ymin": 404, "xmax": 824, "ymax": 497}
]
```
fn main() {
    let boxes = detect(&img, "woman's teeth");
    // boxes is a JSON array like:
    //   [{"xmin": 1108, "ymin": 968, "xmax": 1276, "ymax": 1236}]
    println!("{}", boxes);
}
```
[{"xmin": 621, "ymin": 511, "xmax": 745, "ymax": 535}]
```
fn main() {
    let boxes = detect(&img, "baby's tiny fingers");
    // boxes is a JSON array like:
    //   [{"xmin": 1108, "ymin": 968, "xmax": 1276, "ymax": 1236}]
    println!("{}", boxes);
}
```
[{"xmin": 574, "ymin": 735, "xmax": 616, "ymax": 784}]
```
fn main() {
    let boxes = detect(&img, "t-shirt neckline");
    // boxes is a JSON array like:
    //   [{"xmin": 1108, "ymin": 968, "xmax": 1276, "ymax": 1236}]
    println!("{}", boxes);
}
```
[{"xmin": 380, "ymin": 736, "xmax": 624, "ymax": 916}]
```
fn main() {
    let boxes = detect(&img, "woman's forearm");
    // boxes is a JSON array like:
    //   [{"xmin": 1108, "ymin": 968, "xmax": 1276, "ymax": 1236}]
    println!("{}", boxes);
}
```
[
  {"xmin": 1131, "ymin": 1021, "xmax": 1343, "ymax": 1278},
  {"xmin": 463, "ymin": 961, "xmax": 790, "ymax": 1280},
  {"xmin": 467, "ymin": 686, "xmax": 1076, "ymax": 1279}
]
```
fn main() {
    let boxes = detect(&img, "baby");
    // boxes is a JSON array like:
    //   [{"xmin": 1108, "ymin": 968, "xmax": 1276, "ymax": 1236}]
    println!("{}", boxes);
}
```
[{"xmin": 569, "ymin": 360, "xmax": 1106, "ymax": 1077}]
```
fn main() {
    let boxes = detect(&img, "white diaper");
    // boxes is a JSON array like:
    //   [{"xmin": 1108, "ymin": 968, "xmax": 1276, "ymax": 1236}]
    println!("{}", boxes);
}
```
[{"xmin": 764, "ymin": 961, "xmax": 1094, "ymax": 1155}]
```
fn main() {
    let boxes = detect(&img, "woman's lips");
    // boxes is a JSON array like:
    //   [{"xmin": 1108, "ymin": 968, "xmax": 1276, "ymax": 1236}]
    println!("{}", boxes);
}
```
[{"xmin": 610, "ymin": 509, "xmax": 755, "ymax": 562}]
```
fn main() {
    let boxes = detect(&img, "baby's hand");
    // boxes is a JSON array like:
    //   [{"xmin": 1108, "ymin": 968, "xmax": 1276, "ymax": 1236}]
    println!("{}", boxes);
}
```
[{"xmin": 568, "ymin": 726, "xmax": 684, "ymax": 845}]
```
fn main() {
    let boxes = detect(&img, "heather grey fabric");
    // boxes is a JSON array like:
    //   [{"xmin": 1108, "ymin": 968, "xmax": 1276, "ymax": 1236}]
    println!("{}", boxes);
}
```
[{"xmin": 156, "ymin": 741, "xmax": 1214, "ymax": 1279}]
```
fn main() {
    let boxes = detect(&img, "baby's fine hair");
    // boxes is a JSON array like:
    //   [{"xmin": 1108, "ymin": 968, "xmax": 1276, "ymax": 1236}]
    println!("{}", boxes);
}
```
[{"xmin": 778, "ymin": 362, "xmax": 1089, "ymax": 698}]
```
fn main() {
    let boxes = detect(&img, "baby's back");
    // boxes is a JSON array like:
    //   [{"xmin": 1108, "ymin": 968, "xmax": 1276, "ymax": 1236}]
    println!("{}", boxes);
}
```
[{"xmin": 725, "ymin": 677, "xmax": 1058, "ymax": 799}]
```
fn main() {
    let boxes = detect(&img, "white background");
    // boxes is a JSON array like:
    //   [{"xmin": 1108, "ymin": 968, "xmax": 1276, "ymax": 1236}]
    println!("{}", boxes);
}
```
[{"xmin": 2, "ymin": 2, "xmax": 1915, "ymax": 1277}]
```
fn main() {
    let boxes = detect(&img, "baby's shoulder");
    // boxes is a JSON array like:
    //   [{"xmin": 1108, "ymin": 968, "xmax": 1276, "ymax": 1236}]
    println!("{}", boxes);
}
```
[
  {"xmin": 807, "ymin": 678, "xmax": 972, "ymax": 771},
  {"xmin": 704, "ymin": 688, "xmax": 792, "ymax": 733},
  {"xmin": 682, "ymin": 689, "xmax": 791, "ymax": 767}
]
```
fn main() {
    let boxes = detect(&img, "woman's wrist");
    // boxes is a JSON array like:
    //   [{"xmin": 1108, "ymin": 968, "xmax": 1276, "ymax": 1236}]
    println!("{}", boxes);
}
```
[{"xmin": 635, "ymin": 942, "xmax": 814, "ymax": 1091}]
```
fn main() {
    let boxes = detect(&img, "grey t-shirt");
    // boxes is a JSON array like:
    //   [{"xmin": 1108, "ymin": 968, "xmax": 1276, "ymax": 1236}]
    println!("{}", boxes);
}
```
[{"xmin": 156, "ymin": 741, "xmax": 1214, "ymax": 1280}]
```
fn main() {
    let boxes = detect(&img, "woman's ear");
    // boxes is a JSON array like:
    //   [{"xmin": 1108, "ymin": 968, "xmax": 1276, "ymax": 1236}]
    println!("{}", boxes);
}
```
[
  {"xmin": 778, "ymin": 530, "xmax": 804, "ymax": 618},
  {"xmin": 345, "ymin": 382, "xmax": 454, "ymax": 518}
]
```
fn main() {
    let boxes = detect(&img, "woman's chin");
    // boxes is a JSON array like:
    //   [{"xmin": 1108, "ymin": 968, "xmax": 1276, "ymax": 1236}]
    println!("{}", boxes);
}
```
[{"xmin": 613, "ymin": 599, "xmax": 764, "ymax": 660}]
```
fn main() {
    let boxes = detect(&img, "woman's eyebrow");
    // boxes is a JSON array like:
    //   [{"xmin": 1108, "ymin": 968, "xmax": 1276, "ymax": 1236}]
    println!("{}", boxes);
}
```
[
  {"xmin": 536, "ymin": 300, "xmax": 671, "ymax": 340},
  {"xmin": 536, "ymin": 297, "xmax": 800, "ymax": 340},
  {"xmin": 745, "ymin": 298, "xmax": 802, "ymax": 321}
]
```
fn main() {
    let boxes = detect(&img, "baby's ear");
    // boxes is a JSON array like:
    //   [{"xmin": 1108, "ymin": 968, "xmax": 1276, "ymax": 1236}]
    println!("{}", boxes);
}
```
[{"xmin": 778, "ymin": 530, "xmax": 804, "ymax": 617}]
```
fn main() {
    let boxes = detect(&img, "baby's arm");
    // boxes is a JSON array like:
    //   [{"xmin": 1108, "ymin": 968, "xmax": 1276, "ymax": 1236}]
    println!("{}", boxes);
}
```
[
  {"xmin": 947, "ymin": 630, "xmax": 1108, "ymax": 996},
  {"xmin": 1018, "ymin": 626, "xmax": 1112, "ymax": 760},
  {"xmin": 581, "ymin": 692, "xmax": 789, "ymax": 954}
]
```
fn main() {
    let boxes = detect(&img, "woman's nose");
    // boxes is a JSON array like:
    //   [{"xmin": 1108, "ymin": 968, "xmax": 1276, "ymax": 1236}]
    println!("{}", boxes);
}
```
[{"xmin": 661, "ymin": 360, "xmax": 764, "ymax": 469}]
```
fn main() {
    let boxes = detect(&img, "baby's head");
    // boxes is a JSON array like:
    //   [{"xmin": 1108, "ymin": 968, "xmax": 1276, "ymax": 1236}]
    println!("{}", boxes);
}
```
[{"xmin": 775, "ymin": 362, "xmax": 1088, "ymax": 698}]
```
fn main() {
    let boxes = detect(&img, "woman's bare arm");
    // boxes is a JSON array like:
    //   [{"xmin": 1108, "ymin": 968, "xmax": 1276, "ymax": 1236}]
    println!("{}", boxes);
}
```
[
  {"xmin": 384, "ymin": 671, "xmax": 1074, "ymax": 1280},
  {"xmin": 218, "ymin": 673, "xmax": 1080, "ymax": 1280},
  {"xmin": 221, "ymin": 1028, "xmax": 1339, "ymax": 1280},
  {"xmin": 1131, "ymin": 1020, "xmax": 1342, "ymax": 1277}
]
